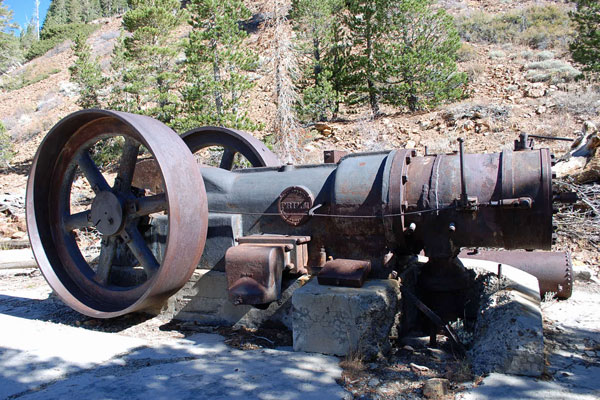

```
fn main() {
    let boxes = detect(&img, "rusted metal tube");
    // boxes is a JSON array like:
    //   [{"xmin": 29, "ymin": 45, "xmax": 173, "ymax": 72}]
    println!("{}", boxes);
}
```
[
  {"xmin": 201, "ymin": 147, "xmax": 554, "ymax": 273},
  {"xmin": 397, "ymin": 149, "xmax": 553, "ymax": 257},
  {"xmin": 458, "ymin": 250, "xmax": 573, "ymax": 299}
]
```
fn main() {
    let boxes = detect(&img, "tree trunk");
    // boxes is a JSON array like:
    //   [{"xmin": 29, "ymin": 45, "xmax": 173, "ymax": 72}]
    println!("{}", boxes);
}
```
[
  {"xmin": 212, "ymin": 40, "xmax": 223, "ymax": 123},
  {"xmin": 313, "ymin": 35, "xmax": 321, "ymax": 83},
  {"xmin": 365, "ymin": 20, "xmax": 379, "ymax": 117}
]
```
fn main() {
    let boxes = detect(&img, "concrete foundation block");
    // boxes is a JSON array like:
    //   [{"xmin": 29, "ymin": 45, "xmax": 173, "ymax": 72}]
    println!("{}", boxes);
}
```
[
  {"xmin": 161, "ymin": 269, "xmax": 307, "ymax": 329},
  {"xmin": 292, "ymin": 278, "xmax": 400, "ymax": 360},
  {"xmin": 462, "ymin": 259, "xmax": 544, "ymax": 377}
]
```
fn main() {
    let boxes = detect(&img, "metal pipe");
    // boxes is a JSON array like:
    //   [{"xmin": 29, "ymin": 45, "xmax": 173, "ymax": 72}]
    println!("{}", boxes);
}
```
[{"xmin": 458, "ymin": 250, "xmax": 573, "ymax": 299}]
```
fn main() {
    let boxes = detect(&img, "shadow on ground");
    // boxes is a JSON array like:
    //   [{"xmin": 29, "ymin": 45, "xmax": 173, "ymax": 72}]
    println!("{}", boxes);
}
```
[
  {"xmin": 0, "ymin": 292, "xmax": 345, "ymax": 400},
  {"xmin": 0, "ymin": 293, "xmax": 154, "ymax": 332}
]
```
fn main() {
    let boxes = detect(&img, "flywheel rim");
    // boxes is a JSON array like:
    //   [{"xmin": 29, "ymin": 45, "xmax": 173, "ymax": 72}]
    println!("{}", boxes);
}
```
[
  {"xmin": 26, "ymin": 109, "xmax": 208, "ymax": 318},
  {"xmin": 181, "ymin": 126, "xmax": 280, "ymax": 169}
]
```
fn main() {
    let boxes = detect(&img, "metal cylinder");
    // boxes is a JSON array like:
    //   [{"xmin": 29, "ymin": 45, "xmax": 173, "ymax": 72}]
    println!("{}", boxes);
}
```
[
  {"xmin": 458, "ymin": 250, "xmax": 573, "ymax": 299},
  {"xmin": 396, "ymin": 149, "xmax": 553, "ymax": 257},
  {"xmin": 201, "ymin": 147, "xmax": 554, "ymax": 271}
]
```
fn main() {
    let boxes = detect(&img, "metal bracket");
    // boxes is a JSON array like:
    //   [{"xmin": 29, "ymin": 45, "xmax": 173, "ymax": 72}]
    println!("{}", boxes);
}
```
[{"xmin": 456, "ymin": 138, "xmax": 478, "ymax": 211}]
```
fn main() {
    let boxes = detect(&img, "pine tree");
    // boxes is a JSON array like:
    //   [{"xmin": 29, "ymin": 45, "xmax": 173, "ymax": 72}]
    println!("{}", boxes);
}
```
[
  {"xmin": 44, "ymin": 0, "xmax": 107, "ymax": 29},
  {"xmin": 343, "ymin": 0, "xmax": 465, "ymax": 115},
  {"xmin": 292, "ymin": 0, "xmax": 344, "ymax": 122},
  {"xmin": 43, "ymin": 0, "xmax": 69, "ymax": 29},
  {"xmin": 380, "ymin": 0, "xmax": 466, "ymax": 111},
  {"xmin": 19, "ymin": 20, "xmax": 37, "ymax": 54},
  {"xmin": 571, "ymin": 0, "xmax": 600, "ymax": 75},
  {"xmin": 101, "ymin": 0, "xmax": 129, "ymax": 17},
  {"xmin": 179, "ymin": 0, "xmax": 258, "ymax": 131},
  {"xmin": 67, "ymin": 0, "xmax": 84, "ymax": 23},
  {"xmin": 81, "ymin": 0, "xmax": 102, "ymax": 22},
  {"xmin": 69, "ymin": 34, "xmax": 107, "ymax": 108},
  {"xmin": 0, "ymin": 0, "xmax": 21, "ymax": 73},
  {"xmin": 110, "ymin": 0, "xmax": 185, "ymax": 125},
  {"xmin": 344, "ymin": 0, "xmax": 386, "ymax": 116}
]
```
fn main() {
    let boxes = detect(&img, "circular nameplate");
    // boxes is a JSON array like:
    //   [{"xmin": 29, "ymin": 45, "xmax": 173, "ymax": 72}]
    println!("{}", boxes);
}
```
[{"xmin": 278, "ymin": 186, "xmax": 314, "ymax": 226}]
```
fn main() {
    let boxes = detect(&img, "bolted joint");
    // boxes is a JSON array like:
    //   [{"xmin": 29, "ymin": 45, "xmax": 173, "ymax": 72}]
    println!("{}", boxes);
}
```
[{"xmin": 127, "ymin": 201, "xmax": 138, "ymax": 214}]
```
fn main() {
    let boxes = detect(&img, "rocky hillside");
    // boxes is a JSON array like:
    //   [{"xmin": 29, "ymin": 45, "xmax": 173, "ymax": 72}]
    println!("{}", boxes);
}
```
[{"xmin": 0, "ymin": 0, "xmax": 598, "ymax": 266}]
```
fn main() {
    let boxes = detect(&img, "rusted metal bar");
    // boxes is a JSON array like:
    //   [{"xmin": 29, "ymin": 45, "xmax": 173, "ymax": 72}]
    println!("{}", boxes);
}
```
[{"xmin": 401, "ymin": 287, "xmax": 466, "ymax": 357}]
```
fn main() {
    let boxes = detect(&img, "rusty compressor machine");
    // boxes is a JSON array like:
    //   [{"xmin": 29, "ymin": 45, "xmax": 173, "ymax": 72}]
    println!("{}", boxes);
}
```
[{"xmin": 26, "ymin": 110, "xmax": 574, "ymax": 324}]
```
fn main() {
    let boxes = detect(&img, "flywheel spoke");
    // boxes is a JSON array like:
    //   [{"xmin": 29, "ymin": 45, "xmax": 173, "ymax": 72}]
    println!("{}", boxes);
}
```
[
  {"xmin": 122, "ymin": 225, "xmax": 159, "ymax": 276},
  {"xmin": 76, "ymin": 151, "xmax": 110, "ymax": 193},
  {"xmin": 219, "ymin": 148, "xmax": 236, "ymax": 170},
  {"xmin": 64, "ymin": 210, "xmax": 92, "ymax": 231},
  {"xmin": 116, "ymin": 138, "xmax": 140, "ymax": 193},
  {"xmin": 132, "ymin": 193, "xmax": 167, "ymax": 217},
  {"xmin": 94, "ymin": 237, "xmax": 116, "ymax": 285}
]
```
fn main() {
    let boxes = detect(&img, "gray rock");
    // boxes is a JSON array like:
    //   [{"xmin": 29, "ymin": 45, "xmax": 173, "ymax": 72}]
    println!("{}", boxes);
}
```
[
  {"xmin": 423, "ymin": 378, "xmax": 449, "ymax": 399},
  {"xmin": 573, "ymin": 264, "xmax": 593, "ymax": 281},
  {"xmin": 17, "ymin": 113, "xmax": 31, "ymax": 126},
  {"xmin": 36, "ymin": 95, "xmax": 63, "ymax": 113},
  {"xmin": 292, "ymin": 278, "xmax": 400, "ymax": 360},
  {"xmin": 100, "ymin": 30, "xmax": 120, "ymax": 41},
  {"xmin": 342, "ymin": 391, "xmax": 354, "ymax": 400},
  {"xmin": 368, "ymin": 377, "xmax": 380, "ymax": 387},
  {"xmin": 60, "ymin": 81, "xmax": 80, "ymax": 98},
  {"xmin": 467, "ymin": 264, "xmax": 544, "ymax": 377}
]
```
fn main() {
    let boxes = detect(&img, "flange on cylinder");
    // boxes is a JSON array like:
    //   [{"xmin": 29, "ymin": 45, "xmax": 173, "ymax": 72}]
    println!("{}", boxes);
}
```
[{"xmin": 26, "ymin": 109, "xmax": 208, "ymax": 318}]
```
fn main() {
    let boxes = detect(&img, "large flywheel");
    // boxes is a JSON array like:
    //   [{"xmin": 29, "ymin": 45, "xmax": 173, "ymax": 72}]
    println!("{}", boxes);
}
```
[
  {"xmin": 26, "ymin": 109, "xmax": 208, "ymax": 318},
  {"xmin": 181, "ymin": 126, "xmax": 280, "ymax": 169}
]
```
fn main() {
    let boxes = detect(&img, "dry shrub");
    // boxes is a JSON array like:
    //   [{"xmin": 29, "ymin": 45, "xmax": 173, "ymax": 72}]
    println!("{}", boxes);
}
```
[
  {"xmin": 552, "ymin": 87, "xmax": 600, "ymax": 116},
  {"xmin": 461, "ymin": 60, "xmax": 486, "ymax": 82},
  {"xmin": 457, "ymin": 5, "xmax": 574, "ymax": 50},
  {"xmin": 457, "ymin": 43, "xmax": 478, "ymax": 62},
  {"xmin": 264, "ymin": 0, "xmax": 302, "ymax": 163},
  {"xmin": 525, "ymin": 59, "xmax": 582, "ymax": 83}
]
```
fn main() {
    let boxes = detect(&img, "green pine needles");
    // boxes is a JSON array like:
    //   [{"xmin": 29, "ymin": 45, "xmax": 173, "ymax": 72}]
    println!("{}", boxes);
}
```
[
  {"xmin": 109, "ymin": 0, "xmax": 185, "ymax": 125},
  {"xmin": 177, "ymin": 0, "xmax": 259, "ymax": 132},
  {"xmin": 69, "ymin": 34, "xmax": 106, "ymax": 109},
  {"xmin": 294, "ymin": 0, "xmax": 467, "ymax": 120},
  {"xmin": 571, "ymin": 0, "xmax": 600, "ymax": 76}
]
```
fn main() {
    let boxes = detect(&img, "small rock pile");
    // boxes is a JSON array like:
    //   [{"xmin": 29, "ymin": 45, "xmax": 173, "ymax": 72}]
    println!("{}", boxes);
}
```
[{"xmin": 0, "ymin": 192, "xmax": 26, "ymax": 239}]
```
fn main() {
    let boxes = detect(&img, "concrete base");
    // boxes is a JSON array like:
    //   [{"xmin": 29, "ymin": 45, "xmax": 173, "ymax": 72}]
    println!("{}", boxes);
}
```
[
  {"xmin": 461, "ymin": 258, "xmax": 545, "ymax": 377},
  {"xmin": 292, "ymin": 278, "xmax": 400, "ymax": 360},
  {"xmin": 160, "ymin": 269, "xmax": 308, "ymax": 329}
]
